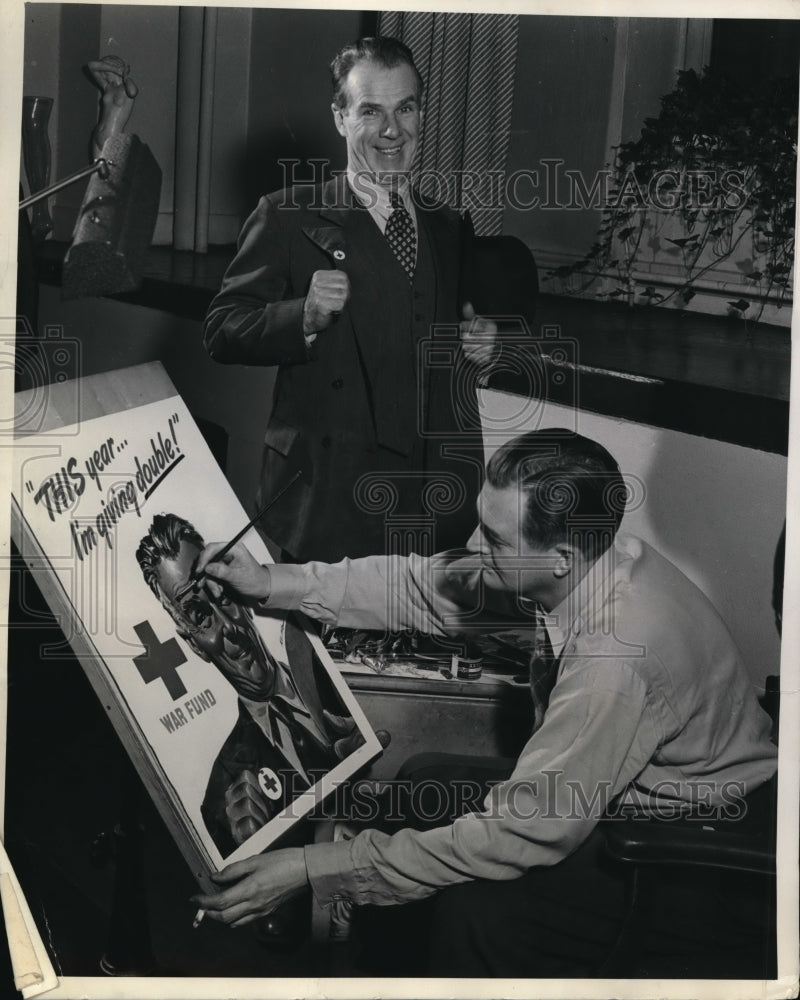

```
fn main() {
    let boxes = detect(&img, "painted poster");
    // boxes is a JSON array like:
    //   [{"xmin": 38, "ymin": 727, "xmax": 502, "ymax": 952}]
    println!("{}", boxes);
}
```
[{"xmin": 10, "ymin": 385, "xmax": 381, "ymax": 874}]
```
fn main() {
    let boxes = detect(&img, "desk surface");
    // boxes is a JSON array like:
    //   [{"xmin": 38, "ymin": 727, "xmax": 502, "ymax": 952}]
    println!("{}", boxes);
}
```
[{"xmin": 342, "ymin": 660, "xmax": 528, "ymax": 699}]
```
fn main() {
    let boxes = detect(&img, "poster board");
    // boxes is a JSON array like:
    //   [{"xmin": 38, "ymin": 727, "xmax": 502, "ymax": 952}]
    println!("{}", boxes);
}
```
[
  {"xmin": 10, "ymin": 361, "xmax": 381, "ymax": 885},
  {"xmin": 2, "ymin": 2, "xmax": 799, "ymax": 998}
]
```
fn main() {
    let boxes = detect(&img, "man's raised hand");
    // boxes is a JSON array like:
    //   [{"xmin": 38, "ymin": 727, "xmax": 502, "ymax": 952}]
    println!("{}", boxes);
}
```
[{"xmin": 303, "ymin": 270, "xmax": 351, "ymax": 335}]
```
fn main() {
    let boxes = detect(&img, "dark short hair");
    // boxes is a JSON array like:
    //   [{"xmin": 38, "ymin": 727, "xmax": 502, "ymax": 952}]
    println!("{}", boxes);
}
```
[
  {"xmin": 330, "ymin": 36, "xmax": 423, "ymax": 109},
  {"xmin": 486, "ymin": 430, "xmax": 626, "ymax": 559},
  {"xmin": 136, "ymin": 513, "xmax": 204, "ymax": 598}
]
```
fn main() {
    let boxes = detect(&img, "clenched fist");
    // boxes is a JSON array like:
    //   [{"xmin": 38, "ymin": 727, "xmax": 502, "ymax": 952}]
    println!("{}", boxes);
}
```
[
  {"xmin": 303, "ymin": 270, "xmax": 351, "ymax": 336},
  {"xmin": 459, "ymin": 300, "xmax": 498, "ymax": 367},
  {"xmin": 224, "ymin": 769, "xmax": 271, "ymax": 846}
]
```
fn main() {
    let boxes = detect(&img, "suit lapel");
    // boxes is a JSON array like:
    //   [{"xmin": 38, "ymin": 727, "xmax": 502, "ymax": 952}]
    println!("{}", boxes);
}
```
[
  {"xmin": 304, "ymin": 175, "xmax": 404, "ymax": 430},
  {"xmin": 301, "ymin": 175, "xmax": 351, "ymax": 261}
]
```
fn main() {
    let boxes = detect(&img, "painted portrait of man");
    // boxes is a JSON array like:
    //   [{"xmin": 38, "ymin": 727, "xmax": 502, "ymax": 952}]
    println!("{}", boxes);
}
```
[{"xmin": 136, "ymin": 513, "xmax": 363, "ymax": 857}]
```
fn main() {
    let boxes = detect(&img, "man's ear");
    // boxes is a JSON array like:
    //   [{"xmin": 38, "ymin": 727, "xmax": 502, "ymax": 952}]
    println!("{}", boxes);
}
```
[
  {"xmin": 332, "ymin": 103, "xmax": 346, "ymax": 137},
  {"xmin": 553, "ymin": 543, "xmax": 578, "ymax": 579},
  {"xmin": 177, "ymin": 627, "xmax": 209, "ymax": 662}
]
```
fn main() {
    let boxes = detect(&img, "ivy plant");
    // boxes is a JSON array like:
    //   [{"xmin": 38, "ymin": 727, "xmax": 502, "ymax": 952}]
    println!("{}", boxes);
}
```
[{"xmin": 549, "ymin": 68, "xmax": 797, "ymax": 321}]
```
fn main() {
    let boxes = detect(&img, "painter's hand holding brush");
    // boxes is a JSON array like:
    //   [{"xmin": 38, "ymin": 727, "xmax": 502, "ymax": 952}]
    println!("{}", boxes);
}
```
[
  {"xmin": 195, "ymin": 542, "xmax": 272, "ymax": 603},
  {"xmin": 177, "ymin": 469, "xmax": 302, "ymax": 602}
]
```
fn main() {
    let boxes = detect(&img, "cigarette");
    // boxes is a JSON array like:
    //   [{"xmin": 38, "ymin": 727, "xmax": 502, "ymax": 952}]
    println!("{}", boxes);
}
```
[{"xmin": 193, "ymin": 908, "xmax": 206, "ymax": 929}]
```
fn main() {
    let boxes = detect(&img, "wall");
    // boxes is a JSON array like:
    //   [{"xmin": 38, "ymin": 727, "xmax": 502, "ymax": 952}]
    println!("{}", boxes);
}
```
[
  {"xmin": 209, "ymin": 7, "xmax": 253, "ymax": 242},
  {"xmin": 502, "ymin": 15, "xmax": 617, "ymax": 261},
  {"xmin": 21, "ymin": 4, "xmax": 63, "ymax": 182},
  {"xmin": 501, "ymin": 15, "xmax": 793, "ymax": 325},
  {"xmin": 244, "ymin": 6, "xmax": 362, "ymax": 210},
  {"xmin": 481, "ymin": 389, "xmax": 787, "ymax": 690},
  {"xmin": 21, "ymin": 4, "xmax": 364, "ymax": 243},
  {"xmin": 502, "ymin": 16, "xmax": 701, "ymax": 268},
  {"xmin": 22, "ymin": 3, "xmax": 179, "ymax": 242}
]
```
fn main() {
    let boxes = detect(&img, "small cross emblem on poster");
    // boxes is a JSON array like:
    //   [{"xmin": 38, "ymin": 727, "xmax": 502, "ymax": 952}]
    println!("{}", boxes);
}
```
[{"xmin": 258, "ymin": 767, "xmax": 283, "ymax": 800}]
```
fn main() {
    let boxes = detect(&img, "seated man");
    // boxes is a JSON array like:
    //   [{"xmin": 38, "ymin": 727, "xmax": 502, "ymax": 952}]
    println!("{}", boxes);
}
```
[{"xmin": 190, "ymin": 429, "xmax": 778, "ymax": 975}]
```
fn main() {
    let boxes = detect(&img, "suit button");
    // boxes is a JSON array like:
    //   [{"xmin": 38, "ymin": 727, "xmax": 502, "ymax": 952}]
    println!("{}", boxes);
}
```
[
  {"xmin": 331, "ymin": 378, "xmax": 344, "ymax": 389},
  {"xmin": 321, "ymin": 435, "xmax": 332, "ymax": 448},
  {"xmin": 414, "ymin": 314, "xmax": 424, "ymax": 322}
]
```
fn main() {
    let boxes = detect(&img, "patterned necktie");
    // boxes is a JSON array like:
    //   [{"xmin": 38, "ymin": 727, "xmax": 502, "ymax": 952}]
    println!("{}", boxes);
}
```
[
  {"xmin": 529, "ymin": 608, "xmax": 560, "ymax": 732},
  {"xmin": 385, "ymin": 192, "xmax": 416, "ymax": 281}
]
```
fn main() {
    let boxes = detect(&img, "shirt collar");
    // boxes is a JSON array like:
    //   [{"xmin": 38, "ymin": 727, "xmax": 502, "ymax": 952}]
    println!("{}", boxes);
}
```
[
  {"xmin": 540, "ymin": 541, "xmax": 623, "ymax": 656},
  {"xmin": 346, "ymin": 169, "xmax": 413, "ymax": 224},
  {"xmin": 238, "ymin": 660, "xmax": 311, "ymax": 732}
]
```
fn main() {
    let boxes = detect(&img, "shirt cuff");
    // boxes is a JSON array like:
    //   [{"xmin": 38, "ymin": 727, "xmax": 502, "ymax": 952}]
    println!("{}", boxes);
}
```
[
  {"xmin": 259, "ymin": 564, "xmax": 308, "ymax": 610},
  {"xmin": 304, "ymin": 839, "xmax": 357, "ymax": 907}
]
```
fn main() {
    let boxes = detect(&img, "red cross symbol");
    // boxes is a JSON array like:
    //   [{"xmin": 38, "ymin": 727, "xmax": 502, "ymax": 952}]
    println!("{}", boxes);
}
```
[{"xmin": 132, "ymin": 620, "xmax": 189, "ymax": 700}]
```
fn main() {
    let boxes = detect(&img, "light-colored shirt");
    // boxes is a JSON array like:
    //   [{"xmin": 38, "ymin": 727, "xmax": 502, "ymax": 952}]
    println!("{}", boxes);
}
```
[
  {"xmin": 346, "ymin": 168, "xmax": 417, "ymax": 235},
  {"xmin": 264, "ymin": 534, "xmax": 777, "ymax": 907}
]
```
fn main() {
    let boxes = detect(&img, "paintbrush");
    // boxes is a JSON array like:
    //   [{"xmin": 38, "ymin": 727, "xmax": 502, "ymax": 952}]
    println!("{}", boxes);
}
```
[{"xmin": 175, "ymin": 470, "xmax": 302, "ymax": 600}]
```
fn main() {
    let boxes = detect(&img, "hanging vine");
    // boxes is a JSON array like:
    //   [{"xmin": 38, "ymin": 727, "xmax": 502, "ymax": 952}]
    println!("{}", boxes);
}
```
[{"xmin": 548, "ymin": 69, "xmax": 797, "ymax": 321}]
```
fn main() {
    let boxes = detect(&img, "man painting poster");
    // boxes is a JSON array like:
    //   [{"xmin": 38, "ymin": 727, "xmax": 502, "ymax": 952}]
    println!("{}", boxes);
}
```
[{"xmin": 11, "ymin": 376, "xmax": 380, "ymax": 872}]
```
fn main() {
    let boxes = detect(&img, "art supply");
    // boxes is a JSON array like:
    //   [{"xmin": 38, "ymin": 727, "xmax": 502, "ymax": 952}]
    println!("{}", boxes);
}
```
[
  {"xmin": 453, "ymin": 654, "xmax": 483, "ymax": 680},
  {"xmin": 176, "ymin": 470, "xmax": 303, "ymax": 599}
]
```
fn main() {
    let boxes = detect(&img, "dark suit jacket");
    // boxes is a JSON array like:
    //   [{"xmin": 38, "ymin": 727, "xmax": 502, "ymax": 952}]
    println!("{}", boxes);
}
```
[
  {"xmin": 204, "ymin": 175, "xmax": 534, "ymax": 561},
  {"xmin": 201, "ymin": 613, "xmax": 360, "ymax": 858},
  {"xmin": 201, "ymin": 700, "xmax": 338, "ymax": 859}
]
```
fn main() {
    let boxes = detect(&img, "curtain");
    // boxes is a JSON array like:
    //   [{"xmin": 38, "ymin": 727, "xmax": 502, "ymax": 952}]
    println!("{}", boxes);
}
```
[
  {"xmin": 378, "ymin": 11, "xmax": 519, "ymax": 235},
  {"xmin": 174, "ymin": 7, "xmax": 217, "ymax": 252}
]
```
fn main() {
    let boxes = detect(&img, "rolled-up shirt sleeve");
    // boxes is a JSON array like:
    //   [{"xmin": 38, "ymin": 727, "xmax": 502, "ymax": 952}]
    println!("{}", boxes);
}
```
[{"xmin": 305, "ymin": 661, "xmax": 658, "ymax": 907}]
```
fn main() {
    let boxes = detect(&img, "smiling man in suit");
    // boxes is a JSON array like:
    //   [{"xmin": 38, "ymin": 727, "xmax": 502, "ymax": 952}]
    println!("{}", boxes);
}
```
[{"xmin": 204, "ymin": 37, "xmax": 534, "ymax": 563}]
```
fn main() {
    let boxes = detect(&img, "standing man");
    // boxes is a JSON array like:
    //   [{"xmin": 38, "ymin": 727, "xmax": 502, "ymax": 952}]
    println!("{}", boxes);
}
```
[
  {"xmin": 190, "ymin": 429, "xmax": 778, "ymax": 976},
  {"xmin": 204, "ymin": 37, "xmax": 535, "ymax": 562}
]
